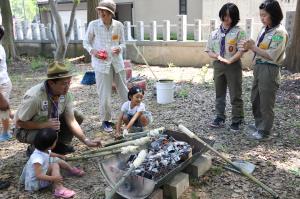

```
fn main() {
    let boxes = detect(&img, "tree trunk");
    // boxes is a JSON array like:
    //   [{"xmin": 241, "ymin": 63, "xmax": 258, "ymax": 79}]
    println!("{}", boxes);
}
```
[
  {"xmin": 84, "ymin": 0, "xmax": 99, "ymax": 63},
  {"xmin": 0, "ymin": 0, "xmax": 17, "ymax": 60},
  {"xmin": 49, "ymin": 0, "xmax": 79, "ymax": 61},
  {"xmin": 285, "ymin": 0, "xmax": 300, "ymax": 73}
]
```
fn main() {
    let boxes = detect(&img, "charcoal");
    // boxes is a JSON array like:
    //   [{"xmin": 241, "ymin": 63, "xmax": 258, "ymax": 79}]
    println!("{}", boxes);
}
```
[{"xmin": 126, "ymin": 135, "xmax": 191, "ymax": 181}]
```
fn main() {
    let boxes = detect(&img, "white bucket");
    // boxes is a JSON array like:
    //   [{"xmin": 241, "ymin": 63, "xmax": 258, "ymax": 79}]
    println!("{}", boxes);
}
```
[{"xmin": 156, "ymin": 80, "xmax": 175, "ymax": 104}]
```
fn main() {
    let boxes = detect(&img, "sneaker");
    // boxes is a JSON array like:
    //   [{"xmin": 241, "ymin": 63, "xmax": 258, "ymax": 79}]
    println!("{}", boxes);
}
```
[
  {"xmin": 52, "ymin": 142, "xmax": 75, "ymax": 155},
  {"xmin": 250, "ymin": 130, "xmax": 270, "ymax": 140},
  {"xmin": 102, "ymin": 121, "xmax": 113, "ymax": 132},
  {"xmin": 26, "ymin": 145, "xmax": 35, "ymax": 157},
  {"xmin": 230, "ymin": 121, "xmax": 243, "ymax": 132},
  {"xmin": 248, "ymin": 124, "xmax": 257, "ymax": 131},
  {"xmin": 209, "ymin": 117, "xmax": 225, "ymax": 128},
  {"xmin": 0, "ymin": 133, "xmax": 12, "ymax": 142}
]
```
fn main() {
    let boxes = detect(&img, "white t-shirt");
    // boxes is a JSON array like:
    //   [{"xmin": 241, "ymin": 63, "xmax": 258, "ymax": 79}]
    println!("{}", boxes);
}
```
[
  {"xmin": 121, "ymin": 101, "xmax": 146, "ymax": 116},
  {"xmin": 20, "ymin": 149, "xmax": 51, "ymax": 191},
  {"xmin": 0, "ymin": 45, "xmax": 10, "ymax": 84}
]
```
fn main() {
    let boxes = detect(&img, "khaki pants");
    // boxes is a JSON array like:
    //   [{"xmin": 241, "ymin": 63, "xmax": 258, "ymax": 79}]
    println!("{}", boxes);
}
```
[
  {"xmin": 95, "ymin": 67, "xmax": 128, "ymax": 121},
  {"xmin": 213, "ymin": 60, "xmax": 244, "ymax": 123},
  {"xmin": 15, "ymin": 110, "xmax": 84, "ymax": 144},
  {"xmin": 251, "ymin": 63, "xmax": 280, "ymax": 133}
]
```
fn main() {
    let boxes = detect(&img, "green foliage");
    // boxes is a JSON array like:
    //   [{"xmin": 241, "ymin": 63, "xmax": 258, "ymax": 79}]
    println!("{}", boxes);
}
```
[
  {"xmin": 198, "ymin": 64, "xmax": 209, "ymax": 83},
  {"xmin": 10, "ymin": 0, "xmax": 38, "ymax": 21},
  {"xmin": 289, "ymin": 168, "xmax": 300, "ymax": 177},
  {"xmin": 31, "ymin": 56, "xmax": 47, "ymax": 70},
  {"xmin": 187, "ymin": 32, "xmax": 194, "ymax": 40},
  {"xmin": 210, "ymin": 165, "xmax": 224, "ymax": 176},
  {"xmin": 170, "ymin": 32, "xmax": 177, "ymax": 40},
  {"xmin": 178, "ymin": 88, "xmax": 189, "ymax": 98},
  {"xmin": 144, "ymin": 33, "xmax": 150, "ymax": 40},
  {"xmin": 191, "ymin": 192, "xmax": 197, "ymax": 199}
]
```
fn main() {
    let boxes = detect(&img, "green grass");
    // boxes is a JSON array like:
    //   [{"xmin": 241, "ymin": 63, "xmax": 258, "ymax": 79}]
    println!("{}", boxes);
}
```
[
  {"xmin": 289, "ymin": 168, "xmax": 300, "ymax": 177},
  {"xmin": 31, "ymin": 56, "xmax": 47, "ymax": 70}
]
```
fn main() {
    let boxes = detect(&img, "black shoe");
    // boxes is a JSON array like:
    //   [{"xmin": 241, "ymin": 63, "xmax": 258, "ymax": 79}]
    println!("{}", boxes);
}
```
[
  {"xmin": 209, "ymin": 117, "xmax": 225, "ymax": 128},
  {"xmin": 26, "ymin": 145, "xmax": 35, "ymax": 157},
  {"xmin": 52, "ymin": 142, "xmax": 75, "ymax": 155},
  {"xmin": 0, "ymin": 180, "xmax": 10, "ymax": 190},
  {"xmin": 230, "ymin": 121, "xmax": 243, "ymax": 132},
  {"xmin": 250, "ymin": 130, "xmax": 270, "ymax": 140}
]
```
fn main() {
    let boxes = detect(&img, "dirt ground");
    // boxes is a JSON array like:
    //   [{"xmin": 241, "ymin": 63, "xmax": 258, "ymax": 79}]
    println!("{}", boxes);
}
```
[{"xmin": 0, "ymin": 60, "xmax": 299, "ymax": 199}]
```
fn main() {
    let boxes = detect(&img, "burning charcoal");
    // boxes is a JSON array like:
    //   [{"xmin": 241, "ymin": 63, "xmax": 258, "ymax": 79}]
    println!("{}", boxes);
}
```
[
  {"xmin": 167, "ymin": 145, "xmax": 175, "ymax": 153},
  {"xmin": 125, "ymin": 134, "xmax": 192, "ymax": 181},
  {"xmin": 143, "ymin": 172, "xmax": 153, "ymax": 179}
]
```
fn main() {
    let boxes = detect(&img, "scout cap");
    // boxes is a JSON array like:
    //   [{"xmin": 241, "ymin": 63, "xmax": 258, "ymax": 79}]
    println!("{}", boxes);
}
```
[
  {"xmin": 47, "ymin": 61, "xmax": 73, "ymax": 80},
  {"xmin": 96, "ymin": 0, "xmax": 116, "ymax": 15}
]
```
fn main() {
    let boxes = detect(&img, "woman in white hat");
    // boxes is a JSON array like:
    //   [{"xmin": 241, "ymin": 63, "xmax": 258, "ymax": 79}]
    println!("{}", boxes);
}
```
[{"xmin": 83, "ymin": 0, "xmax": 128, "ymax": 132}]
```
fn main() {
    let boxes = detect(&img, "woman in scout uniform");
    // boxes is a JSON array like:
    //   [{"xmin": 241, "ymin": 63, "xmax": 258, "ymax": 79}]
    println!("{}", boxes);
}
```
[
  {"xmin": 205, "ymin": 3, "xmax": 246, "ymax": 131},
  {"xmin": 241, "ymin": 0, "xmax": 288, "ymax": 140}
]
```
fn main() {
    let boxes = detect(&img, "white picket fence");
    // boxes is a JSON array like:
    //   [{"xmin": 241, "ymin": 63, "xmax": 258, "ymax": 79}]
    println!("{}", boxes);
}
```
[{"xmin": 14, "ymin": 12, "xmax": 295, "ymax": 42}]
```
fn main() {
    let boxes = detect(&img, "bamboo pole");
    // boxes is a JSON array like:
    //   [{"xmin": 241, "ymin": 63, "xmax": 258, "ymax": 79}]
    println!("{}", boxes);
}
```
[
  {"xmin": 81, "ymin": 137, "xmax": 151, "ymax": 156},
  {"xmin": 178, "ymin": 124, "xmax": 279, "ymax": 199},
  {"xmin": 66, "ymin": 145, "xmax": 142, "ymax": 161}
]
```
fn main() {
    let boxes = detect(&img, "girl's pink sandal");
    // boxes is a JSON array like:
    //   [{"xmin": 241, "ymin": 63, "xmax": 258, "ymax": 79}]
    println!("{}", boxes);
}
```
[
  {"xmin": 70, "ymin": 167, "xmax": 85, "ymax": 176},
  {"xmin": 54, "ymin": 187, "xmax": 75, "ymax": 198}
]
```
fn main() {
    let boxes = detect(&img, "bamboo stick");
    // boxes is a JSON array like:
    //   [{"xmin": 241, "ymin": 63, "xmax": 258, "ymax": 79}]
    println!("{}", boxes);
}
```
[
  {"xmin": 178, "ymin": 124, "xmax": 279, "ymax": 199},
  {"xmin": 81, "ymin": 137, "xmax": 151, "ymax": 156},
  {"xmin": 66, "ymin": 146, "xmax": 141, "ymax": 161}
]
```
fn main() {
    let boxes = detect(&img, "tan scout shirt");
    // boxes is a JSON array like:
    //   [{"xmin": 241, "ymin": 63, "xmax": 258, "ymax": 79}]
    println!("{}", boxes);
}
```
[
  {"xmin": 255, "ymin": 24, "xmax": 288, "ymax": 66},
  {"xmin": 205, "ymin": 26, "xmax": 246, "ymax": 60},
  {"xmin": 15, "ymin": 82, "xmax": 73, "ymax": 124}
]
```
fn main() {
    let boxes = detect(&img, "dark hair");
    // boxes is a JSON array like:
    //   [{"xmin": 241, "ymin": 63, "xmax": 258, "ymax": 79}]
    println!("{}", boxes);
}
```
[
  {"xmin": 219, "ymin": 3, "xmax": 240, "ymax": 27},
  {"xmin": 259, "ymin": 0, "xmax": 283, "ymax": 27},
  {"xmin": 128, "ymin": 86, "xmax": 144, "ymax": 100},
  {"xmin": 34, "ymin": 128, "xmax": 58, "ymax": 151},
  {"xmin": 0, "ymin": 25, "xmax": 4, "ymax": 41}
]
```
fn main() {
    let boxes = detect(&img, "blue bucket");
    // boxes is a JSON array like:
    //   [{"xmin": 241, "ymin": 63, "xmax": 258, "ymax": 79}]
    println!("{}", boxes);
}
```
[{"xmin": 81, "ymin": 71, "xmax": 96, "ymax": 85}]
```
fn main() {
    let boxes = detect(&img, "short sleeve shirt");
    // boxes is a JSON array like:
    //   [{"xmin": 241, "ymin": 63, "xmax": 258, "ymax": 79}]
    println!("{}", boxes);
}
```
[
  {"xmin": 0, "ymin": 45, "xmax": 10, "ymax": 84},
  {"xmin": 15, "ymin": 82, "xmax": 73, "ymax": 124},
  {"xmin": 254, "ymin": 24, "xmax": 288, "ymax": 66},
  {"xmin": 20, "ymin": 149, "xmax": 50, "ymax": 191},
  {"xmin": 205, "ymin": 26, "xmax": 246, "ymax": 59},
  {"xmin": 121, "ymin": 101, "xmax": 146, "ymax": 116}
]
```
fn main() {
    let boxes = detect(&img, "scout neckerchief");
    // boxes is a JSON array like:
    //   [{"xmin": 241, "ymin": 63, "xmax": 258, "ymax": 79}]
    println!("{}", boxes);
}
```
[
  {"xmin": 220, "ymin": 25, "xmax": 231, "ymax": 57},
  {"xmin": 253, "ymin": 26, "xmax": 271, "ymax": 60},
  {"xmin": 45, "ymin": 82, "xmax": 59, "ymax": 119}
]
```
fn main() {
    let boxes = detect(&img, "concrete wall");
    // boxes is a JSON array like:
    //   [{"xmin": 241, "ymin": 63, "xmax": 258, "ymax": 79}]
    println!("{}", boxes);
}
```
[
  {"xmin": 125, "ymin": 41, "xmax": 253, "ymax": 68},
  {"xmin": 15, "ymin": 40, "xmax": 85, "ymax": 58},
  {"xmin": 15, "ymin": 40, "xmax": 253, "ymax": 68}
]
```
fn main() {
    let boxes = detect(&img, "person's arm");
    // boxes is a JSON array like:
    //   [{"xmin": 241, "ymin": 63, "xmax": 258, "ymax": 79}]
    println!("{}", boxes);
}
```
[
  {"xmin": 205, "ymin": 31, "xmax": 220, "ymax": 60},
  {"xmin": 0, "ymin": 92, "xmax": 9, "ymax": 111},
  {"xmin": 207, "ymin": 51, "xmax": 219, "ymax": 59},
  {"xmin": 33, "ymin": 163, "xmax": 63, "ymax": 183},
  {"xmin": 218, "ymin": 51, "xmax": 243, "ymax": 64},
  {"xmin": 125, "ymin": 111, "xmax": 143, "ymax": 130},
  {"xmin": 64, "ymin": 109, "xmax": 101, "ymax": 147},
  {"xmin": 50, "ymin": 152, "xmax": 65, "ymax": 160},
  {"xmin": 16, "ymin": 118, "xmax": 60, "ymax": 130},
  {"xmin": 115, "ymin": 112, "xmax": 124, "ymax": 135},
  {"xmin": 247, "ymin": 39, "xmax": 273, "ymax": 60},
  {"xmin": 83, "ymin": 21, "xmax": 98, "ymax": 57}
]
